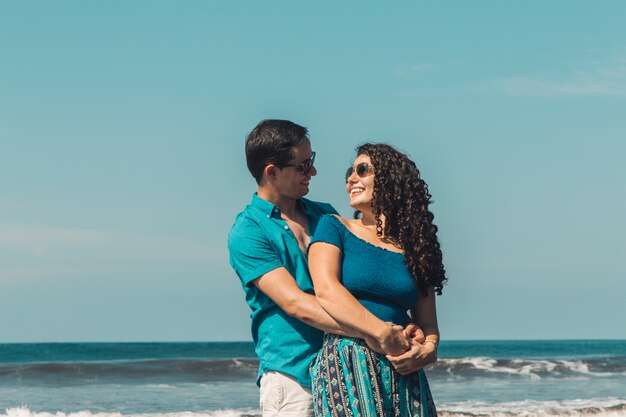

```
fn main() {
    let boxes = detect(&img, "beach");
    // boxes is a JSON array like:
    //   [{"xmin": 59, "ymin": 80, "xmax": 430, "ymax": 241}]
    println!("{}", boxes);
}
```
[{"xmin": 1, "ymin": 340, "xmax": 625, "ymax": 417}]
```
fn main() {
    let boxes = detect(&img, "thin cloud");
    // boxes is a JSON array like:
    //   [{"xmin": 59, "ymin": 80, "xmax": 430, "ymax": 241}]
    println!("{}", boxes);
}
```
[
  {"xmin": 0, "ymin": 223, "xmax": 216, "ymax": 265},
  {"xmin": 393, "ymin": 57, "xmax": 626, "ymax": 98},
  {"xmin": 0, "ymin": 265, "xmax": 107, "ymax": 282},
  {"xmin": 479, "ymin": 61, "xmax": 626, "ymax": 98},
  {"xmin": 0, "ymin": 223, "xmax": 224, "ymax": 285},
  {"xmin": 394, "ymin": 63, "xmax": 436, "ymax": 78},
  {"xmin": 0, "ymin": 224, "xmax": 112, "ymax": 256},
  {"xmin": 391, "ymin": 88, "xmax": 437, "ymax": 98}
]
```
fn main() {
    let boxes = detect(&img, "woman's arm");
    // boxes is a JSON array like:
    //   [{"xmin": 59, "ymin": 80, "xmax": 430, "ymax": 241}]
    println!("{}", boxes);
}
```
[
  {"xmin": 253, "ymin": 266, "xmax": 365, "ymax": 337},
  {"xmin": 308, "ymin": 241, "xmax": 409, "ymax": 355},
  {"xmin": 412, "ymin": 289, "xmax": 440, "ymax": 347},
  {"xmin": 386, "ymin": 290, "xmax": 439, "ymax": 375}
]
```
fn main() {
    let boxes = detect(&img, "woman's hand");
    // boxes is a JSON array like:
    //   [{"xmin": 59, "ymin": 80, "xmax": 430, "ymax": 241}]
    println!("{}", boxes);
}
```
[
  {"xmin": 386, "ymin": 339, "xmax": 437, "ymax": 375},
  {"xmin": 377, "ymin": 322, "xmax": 410, "ymax": 356}
]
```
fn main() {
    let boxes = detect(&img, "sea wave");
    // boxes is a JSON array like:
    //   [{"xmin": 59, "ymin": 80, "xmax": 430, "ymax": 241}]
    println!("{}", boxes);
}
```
[
  {"xmin": 1, "ymin": 355, "xmax": 624, "ymax": 384},
  {"xmin": 1, "ymin": 408, "xmax": 260, "ymax": 417},
  {"xmin": 438, "ymin": 398, "xmax": 626, "ymax": 417},
  {"xmin": 4, "ymin": 400, "xmax": 626, "ymax": 417},
  {"xmin": 0, "ymin": 359, "xmax": 258, "ymax": 384},
  {"xmin": 431, "ymin": 357, "xmax": 626, "ymax": 380}
]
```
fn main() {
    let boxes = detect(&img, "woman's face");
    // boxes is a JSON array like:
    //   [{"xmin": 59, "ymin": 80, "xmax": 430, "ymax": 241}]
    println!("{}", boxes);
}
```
[{"xmin": 346, "ymin": 154, "xmax": 375, "ymax": 211}]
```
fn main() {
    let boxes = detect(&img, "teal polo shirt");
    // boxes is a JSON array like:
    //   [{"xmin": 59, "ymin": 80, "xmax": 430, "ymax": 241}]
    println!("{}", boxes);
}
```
[{"xmin": 228, "ymin": 193, "xmax": 338, "ymax": 388}]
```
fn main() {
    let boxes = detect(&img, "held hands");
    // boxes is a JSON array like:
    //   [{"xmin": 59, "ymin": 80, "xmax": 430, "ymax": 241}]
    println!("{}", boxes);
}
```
[
  {"xmin": 363, "ymin": 334, "xmax": 385, "ymax": 354},
  {"xmin": 362, "ymin": 323, "xmax": 423, "ymax": 355},
  {"xmin": 379, "ymin": 322, "xmax": 437, "ymax": 375},
  {"xmin": 366, "ymin": 322, "xmax": 438, "ymax": 374},
  {"xmin": 386, "ymin": 338, "xmax": 437, "ymax": 375},
  {"xmin": 403, "ymin": 322, "xmax": 425, "ymax": 344},
  {"xmin": 377, "ymin": 322, "xmax": 410, "ymax": 356}
]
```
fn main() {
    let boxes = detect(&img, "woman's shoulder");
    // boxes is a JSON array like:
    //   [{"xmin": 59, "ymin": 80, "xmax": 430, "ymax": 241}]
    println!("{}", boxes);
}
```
[
  {"xmin": 319, "ymin": 214, "xmax": 358, "ymax": 230},
  {"xmin": 323, "ymin": 213, "xmax": 344, "ymax": 223},
  {"xmin": 310, "ymin": 214, "xmax": 349, "ymax": 250},
  {"xmin": 318, "ymin": 213, "xmax": 360, "ymax": 236},
  {"xmin": 317, "ymin": 215, "xmax": 371, "ymax": 245},
  {"xmin": 316, "ymin": 213, "xmax": 342, "ymax": 229}
]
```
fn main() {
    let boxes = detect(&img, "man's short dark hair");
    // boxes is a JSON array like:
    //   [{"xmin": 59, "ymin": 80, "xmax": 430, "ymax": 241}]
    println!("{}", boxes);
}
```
[{"xmin": 245, "ymin": 119, "xmax": 309, "ymax": 183}]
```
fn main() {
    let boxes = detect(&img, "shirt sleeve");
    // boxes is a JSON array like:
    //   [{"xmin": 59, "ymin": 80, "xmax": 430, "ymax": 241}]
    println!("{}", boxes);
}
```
[
  {"xmin": 309, "ymin": 214, "xmax": 344, "ymax": 252},
  {"xmin": 228, "ymin": 218, "xmax": 284, "ymax": 287}
]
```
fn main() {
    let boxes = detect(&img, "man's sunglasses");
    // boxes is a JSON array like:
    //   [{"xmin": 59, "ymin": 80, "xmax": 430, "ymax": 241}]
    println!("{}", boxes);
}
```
[
  {"xmin": 280, "ymin": 152, "xmax": 316, "ymax": 176},
  {"xmin": 345, "ymin": 162, "xmax": 374, "ymax": 183}
]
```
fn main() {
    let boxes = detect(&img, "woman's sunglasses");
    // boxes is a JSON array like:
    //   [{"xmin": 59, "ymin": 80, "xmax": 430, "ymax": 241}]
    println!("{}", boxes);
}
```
[{"xmin": 345, "ymin": 162, "xmax": 374, "ymax": 183}]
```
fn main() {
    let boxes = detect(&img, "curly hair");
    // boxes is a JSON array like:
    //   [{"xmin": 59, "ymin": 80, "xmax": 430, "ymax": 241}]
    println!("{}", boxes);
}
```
[{"xmin": 355, "ymin": 143, "xmax": 447, "ymax": 296}]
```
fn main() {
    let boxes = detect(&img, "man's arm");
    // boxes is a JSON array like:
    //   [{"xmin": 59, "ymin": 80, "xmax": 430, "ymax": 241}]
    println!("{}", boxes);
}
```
[
  {"xmin": 252, "ymin": 267, "xmax": 364, "ymax": 337},
  {"xmin": 309, "ymin": 241, "xmax": 409, "ymax": 356}
]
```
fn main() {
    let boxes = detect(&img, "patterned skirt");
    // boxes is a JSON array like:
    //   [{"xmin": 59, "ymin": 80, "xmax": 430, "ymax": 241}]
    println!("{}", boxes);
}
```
[{"xmin": 311, "ymin": 334, "xmax": 437, "ymax": 417}]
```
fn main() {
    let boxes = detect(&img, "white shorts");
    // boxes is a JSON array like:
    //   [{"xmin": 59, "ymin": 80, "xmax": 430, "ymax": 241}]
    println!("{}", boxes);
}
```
[{"xmin": 259, "ymin": 371, "xmax": 313, "ymax": 417}]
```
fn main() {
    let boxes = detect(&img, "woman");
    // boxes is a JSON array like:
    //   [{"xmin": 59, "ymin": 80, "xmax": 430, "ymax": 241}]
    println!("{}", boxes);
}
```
[{"xmin": 308, "ymin": 143, "xmax": 446, "ymax": 417}]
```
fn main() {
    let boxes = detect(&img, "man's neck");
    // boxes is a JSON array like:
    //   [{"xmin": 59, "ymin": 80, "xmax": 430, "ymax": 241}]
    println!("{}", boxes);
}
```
[{"xmin": 257, "ymin": 188, "xmax": 300, "ymax": 218}]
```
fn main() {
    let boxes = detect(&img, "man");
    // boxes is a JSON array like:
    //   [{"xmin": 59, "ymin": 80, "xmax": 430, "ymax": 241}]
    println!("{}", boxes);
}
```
[{"xmin": 228, "ymin": 120, "xmax": 421, "ymax": 417}]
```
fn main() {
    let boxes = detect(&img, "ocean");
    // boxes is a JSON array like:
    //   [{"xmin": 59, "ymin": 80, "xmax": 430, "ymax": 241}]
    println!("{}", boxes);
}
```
[{"xmin": 1, "ymin": 340, "xmax": 625, "ymax": 417}]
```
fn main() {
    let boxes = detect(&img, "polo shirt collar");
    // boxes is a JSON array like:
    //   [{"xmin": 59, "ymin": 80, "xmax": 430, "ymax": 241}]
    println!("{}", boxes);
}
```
[
  {"xmin": 299, "ymin": 198, "xmax": 314, "ymax": 215},
  {"xmin": 251, "ymin": 193, "xmax": 312, "ymax": 218}
]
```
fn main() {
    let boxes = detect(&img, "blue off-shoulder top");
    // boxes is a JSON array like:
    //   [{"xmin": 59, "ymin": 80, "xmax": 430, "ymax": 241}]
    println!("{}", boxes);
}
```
[{"xmin": 309, "ymin": 214, "xmax": 419, "ymax": 326}]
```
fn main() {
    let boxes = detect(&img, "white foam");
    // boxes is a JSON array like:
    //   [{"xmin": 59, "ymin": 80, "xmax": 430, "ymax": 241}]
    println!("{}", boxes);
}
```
[
  {"xmin": 442, "ymin": 357, "xmax": 542, "ymax": 379},
  {"xmin": 438, "ymin": 397, "xmax": 626, "ymax": 417},
  {"xmin": 1, "ymin": 408, "xmax": 259, "ymax": 417},
  {"xmin": 5, "ymin": 400, "xmax": 626, "ymax": 417},
  {"xmin": 438, "ymin": 357, "xmax": 613, "ymax": 379}
]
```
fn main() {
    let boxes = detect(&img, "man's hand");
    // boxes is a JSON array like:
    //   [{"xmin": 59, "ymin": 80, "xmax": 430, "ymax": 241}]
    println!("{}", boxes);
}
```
[
  {"xmin": 368, "ymin": 323, "xmax": 422, "ymax": 356},
  {"xmin": 386, "ymin": 339, "xmax": 437, "ymax": 375},
  {"xmin": 378, "ymin": 323, "xmax": 410, "ymax": 356},
  {"xmin": 403, "ymin": 323, "xmax": 425, "ymax": 344},
  {"xmin": 363, "ymin": 334, "xmax": 385, "ymax": 354}
]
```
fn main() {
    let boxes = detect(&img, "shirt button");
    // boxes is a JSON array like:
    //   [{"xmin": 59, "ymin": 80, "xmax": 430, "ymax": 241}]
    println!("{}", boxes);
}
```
[{"xmin": 284, "ymin": 225, "xmax": 289, "ymax": 230}]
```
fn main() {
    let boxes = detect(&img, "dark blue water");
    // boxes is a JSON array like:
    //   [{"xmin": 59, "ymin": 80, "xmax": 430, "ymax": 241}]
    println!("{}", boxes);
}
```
[
  {"xmin": 4, "ymin": 340, "xmax": 624, "ymax": 363},
  {"xmin": 0, "ymin": 342, "xmax": 256, "ymax": 364},
  {"xmin": 1, "ymin": 340, "xmax": 625, "ymax": 417}
]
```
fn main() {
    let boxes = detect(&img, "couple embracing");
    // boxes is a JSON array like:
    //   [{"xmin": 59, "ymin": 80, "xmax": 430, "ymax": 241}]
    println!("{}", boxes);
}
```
[{"xmin": 228, "ymin": 119, "xmax": 447, "ymax": 417}]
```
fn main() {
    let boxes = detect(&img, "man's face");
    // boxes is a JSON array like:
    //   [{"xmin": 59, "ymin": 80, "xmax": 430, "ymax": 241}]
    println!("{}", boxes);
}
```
[{"xmin": 274, "ymin": 139, "xmax": 317, "ymax": 199}]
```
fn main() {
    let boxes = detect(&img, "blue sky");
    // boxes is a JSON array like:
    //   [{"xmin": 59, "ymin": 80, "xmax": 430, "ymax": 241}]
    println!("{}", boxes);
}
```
[{"xmin": 1, "ymin": 1, "xmax": 625, "ymax": 342}]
